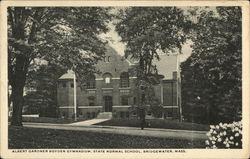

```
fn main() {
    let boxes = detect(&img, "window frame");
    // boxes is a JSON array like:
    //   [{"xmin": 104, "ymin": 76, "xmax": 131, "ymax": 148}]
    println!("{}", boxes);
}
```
[
  {"xmin": 88, "ymin": 96, "xmax": 96, "ymax": 106},
  {"xmin": 86, "ymin": 75, "xmax": 96, "ymax": 89},
  {"xmin": 120, "ymin": 72, "xmax": 129, "ymax": 88},
  {"xmin": 121, "ymin": 95, "xmax": 129, "ymax": 106},
  {"xmin": 103, "ymin": 73, "xmax": 112, "ymax": 84}
]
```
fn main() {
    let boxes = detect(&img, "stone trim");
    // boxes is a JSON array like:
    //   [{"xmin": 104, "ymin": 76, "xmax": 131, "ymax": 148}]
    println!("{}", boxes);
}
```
[
  {"xmin": 95, "ymin": 77, "xmax": 137, "ymax": 80},
  {"xmin": 78, "ymin": 106, "xmax": 102, "ymax": 108},
  {"xmin": 163, "ymin": 106, "xmax": 178, "ymax": 108},
  {"xmin": 112, "ymin": 105, "xmax": 131, "ymax": 108},
  {"xmin": 86, "ymin": 88, "xmax": 97, "ymax": 91},
  {"xmin": 129, "ymin": 77, "xmax": 137, "ymax": 79},
  {"xmin": 102, "ymin": 88, "xmax": 113, "ymax": 90},
  {"xmin": 112, "ymin": 77, "xmax": 120, "ymax": 80},
  {"xmin": 119, "ymin": 87, "xmax": 130, "ymax": 89},
  {"xmin": 59, "ymin": 106, "xmax": 74, "ymax": 108}
]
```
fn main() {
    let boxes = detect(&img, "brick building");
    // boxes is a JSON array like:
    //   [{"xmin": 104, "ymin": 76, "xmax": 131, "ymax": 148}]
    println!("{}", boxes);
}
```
[{"xmin": 57, "ymin": 45, "xmax": 181, "ymax": 119}]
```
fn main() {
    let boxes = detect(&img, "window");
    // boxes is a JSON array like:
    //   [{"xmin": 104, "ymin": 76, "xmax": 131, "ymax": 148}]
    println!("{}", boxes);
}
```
[
  {"xmin": 120, "ymin": 112, "xmax": 124, "ymax": 118},
  {"xmin": 88, "ymin": 96, "xmax": 96, "ymax": 106},
  {"xmin": 103, "ymin": 56, "xmax": 111, "ymax": 63},
  {"xmin": 70, "ymin": 83, "xmax": 74, "ymax": 88},
  {"xmin": 133, "ymin": 97, "xmax": 137, "ymax": 105},
  {"xmin": 121, "ymin": 95, "xmax": 129, "ymax": 105},
  {"xmin": 173, "ymin": 71, "xmax": 177, "ymax": 79},
  {"xmin": 126, "ymin": 112, "xmax": 129, "ymax": 118},
  {"xmin": 62, "ymin": 82, "xmax": 66, "ymax": 88},
  {"xmin": 105, "ymin": 77, "xmax": 111, "ymax": 84},
  {"xmin": 86, "ymin": 75, "xmax": 96, "ymax": 89},
  {"xmin": 103, "ymin": 73, "xmax": 112, "ymax": 84},
  {"xmin": 120, "ymin": 72, "xmax": 129, "ymax": 87}
]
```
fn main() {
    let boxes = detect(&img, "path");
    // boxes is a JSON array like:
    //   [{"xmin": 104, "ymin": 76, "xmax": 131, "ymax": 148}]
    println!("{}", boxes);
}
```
[
  {"xmin": 23, "ymin": 122, "xmax": 207, "ymax": 140},
  {"xmin": 69, "ymin": 119, "xmax": 110, "ymax": 126}
]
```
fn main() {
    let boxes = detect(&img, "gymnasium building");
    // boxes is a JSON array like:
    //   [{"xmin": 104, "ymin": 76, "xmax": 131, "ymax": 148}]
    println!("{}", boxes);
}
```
[{"xmin": 57, "ymin": 45, "xmax": 181, "ymax": 120}]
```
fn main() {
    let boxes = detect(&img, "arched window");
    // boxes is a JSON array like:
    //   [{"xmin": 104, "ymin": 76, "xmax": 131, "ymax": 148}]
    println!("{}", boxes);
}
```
[
  {"xmin": 103, "ymin": 73, "xmax": 112, "ymax": 84},
  {"xmin": 86, "ymin": 75, "xmax": 96, "ymax": 89},
  {"xmin": 120, "ymin": 72, "xmax": 129, "ymax": 88},
  {"xmin": 107, "ymin": 56, "xmax": 111, "ymax": 62},
  {"xmin": 103, "ymin": 56, "xmax": 111, "ymax": 63},
  {"xmin": 88, "ymin": 96, "xmax": 96, "ymax": 106}
]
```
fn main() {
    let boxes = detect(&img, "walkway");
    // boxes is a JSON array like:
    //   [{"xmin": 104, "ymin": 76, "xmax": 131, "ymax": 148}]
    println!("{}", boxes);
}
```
[
  {"xmin": 69, "ymin": 119, "xmax": 110, "ymax": 126},
  {"xmin": 23, "ymin": 122, "xmax": 207, "ymax": 140}
]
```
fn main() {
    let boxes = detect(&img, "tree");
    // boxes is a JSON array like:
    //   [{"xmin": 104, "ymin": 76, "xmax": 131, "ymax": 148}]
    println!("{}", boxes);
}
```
[
  {"xmin": 115, "ymin": 7, "xmax": 191, "ymax": 127},
  {"xmin": 23, "ymin": 62, "xmax": 67, "ymax": 117},
  {"xmin": 181, "ymin": 7, "xmax": 242, "ymax": 124},
  {"xmin": 8, "ymin": 7, "xmax": 112, "ymax": 126}
]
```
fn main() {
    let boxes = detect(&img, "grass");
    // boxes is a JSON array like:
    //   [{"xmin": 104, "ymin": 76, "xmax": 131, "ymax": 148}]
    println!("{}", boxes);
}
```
[
  {"xmin": 22, "ymin": 117, "xmax": 85, "ymax": 124},
  {"xmin": 95, "ymin": 119, "xmax": 209, "ymax": 131},
  {"xmin": 9, "ymin": 126, "xmax": 206, "ymax": 149}
]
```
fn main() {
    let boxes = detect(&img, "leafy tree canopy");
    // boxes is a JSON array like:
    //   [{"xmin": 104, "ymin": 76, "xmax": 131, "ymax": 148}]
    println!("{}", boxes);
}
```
[
  {"xmin": 8, "ymin": 7, "xmax": 112, "ymax": 125},
  {"xmin": 115, "ymin": 7, "xmax": 191, "ymax": 80},
  {"xmin": 115, "ymin": 7, "xmax": 191, "ymax": 123},
  {"xmin": 181, "ymin": 7, "xmax": 242, "ymax": 124}
]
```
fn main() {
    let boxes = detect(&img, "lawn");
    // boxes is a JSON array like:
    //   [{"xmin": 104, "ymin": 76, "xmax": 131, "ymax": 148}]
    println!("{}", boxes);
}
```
[
  {"xmin": 9, "ymin": 126, "xmax": 206, "ymax": 149},
  {"xmin": 21, "ymin": 117, "xmax": 85, "ymax": 124},
  {"xmin": 95, "ymin": 119, "xmax": 209, "ymax": 131}
]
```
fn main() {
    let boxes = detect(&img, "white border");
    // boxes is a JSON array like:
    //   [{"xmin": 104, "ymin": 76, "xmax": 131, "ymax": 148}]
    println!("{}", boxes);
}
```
[{"xmin": 0, "ymin": 1, "xmax": 249, "ymax": 159}]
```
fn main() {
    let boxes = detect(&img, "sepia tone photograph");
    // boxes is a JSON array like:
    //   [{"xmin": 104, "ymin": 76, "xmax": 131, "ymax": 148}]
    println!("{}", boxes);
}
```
[{"xmin": 0, "ymin": 0, "xmax": 249, "ymax": 159}]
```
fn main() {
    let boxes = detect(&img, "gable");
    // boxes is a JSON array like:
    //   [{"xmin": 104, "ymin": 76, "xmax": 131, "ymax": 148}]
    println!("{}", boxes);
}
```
[{"xmin": 95, "ymin": 45, "xmax": 132, "ymax": 78}]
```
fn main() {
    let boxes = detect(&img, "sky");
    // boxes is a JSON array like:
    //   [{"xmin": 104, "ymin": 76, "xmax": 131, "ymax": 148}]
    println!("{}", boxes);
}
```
[
  {"xmin": 99, "ymin": 6, "xmax": 218, "ymax": 63},
  {"xmin": 100, "ymin": 23, "xmax": 192, "ymax": 63}
]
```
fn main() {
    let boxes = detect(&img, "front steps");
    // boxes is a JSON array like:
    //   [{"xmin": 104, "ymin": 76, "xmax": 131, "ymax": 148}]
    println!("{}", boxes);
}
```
[{"xmin": 96, "ymin": 112, "xmax": 112, "ymax": 119}]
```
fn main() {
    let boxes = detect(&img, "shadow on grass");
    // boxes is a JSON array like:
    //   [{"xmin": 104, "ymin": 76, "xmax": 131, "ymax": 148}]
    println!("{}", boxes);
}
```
[
  {"xmin": 94, "ymin": 119, "xmax": 209, "ymax": 131},
  {"xmin": 21, "ymin": 117, "xmax": 86, "ymax": 124},
  {"xmin": 9, "ymin": 126, "xmax": 206, "ymax": 149}
]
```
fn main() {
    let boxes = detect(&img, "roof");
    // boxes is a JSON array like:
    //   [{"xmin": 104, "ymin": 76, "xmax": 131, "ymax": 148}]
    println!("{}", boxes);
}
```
[
  {"xmin": 59, "ymin": 70, "xmax": 75, "ymax": 79},
  {"xmin": 153, "ymin": 54, "xmax": 178, "ymax": 80},
  {"xmin": 58, "ymin": 45, "xmax": 179, "ymax": 80}
]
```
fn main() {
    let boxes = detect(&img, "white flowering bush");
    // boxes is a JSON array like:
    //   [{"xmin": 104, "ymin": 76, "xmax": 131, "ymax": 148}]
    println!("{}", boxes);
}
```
[{"xmin": 205, "ymin": 121, "xmax": 242, "ymax": 149}]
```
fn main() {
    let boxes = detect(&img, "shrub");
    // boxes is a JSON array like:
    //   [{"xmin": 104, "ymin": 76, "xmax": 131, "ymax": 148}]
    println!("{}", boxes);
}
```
[{"xmin": 205, "ymin": 121, "xmax": 242, "ymax": 149}]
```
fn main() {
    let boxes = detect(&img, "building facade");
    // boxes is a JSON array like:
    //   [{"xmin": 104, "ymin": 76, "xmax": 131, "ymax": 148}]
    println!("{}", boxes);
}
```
[{"xmin": 57, "ymin": 45, "xmax": 181, "ymax": 119}]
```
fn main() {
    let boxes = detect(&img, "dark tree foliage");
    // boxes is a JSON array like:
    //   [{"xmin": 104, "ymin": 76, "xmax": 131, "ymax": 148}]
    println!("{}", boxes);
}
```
[
  {"xmin": 23, "ymin": 62, "xmax": 67, "ymax": 117},
  {"xmin": 181, "ymin": 7, "xmax": 242, "ymax": 124},
  {"xmin": 8, "ymin": 7, "xmax": 112, "ymax": 125}
]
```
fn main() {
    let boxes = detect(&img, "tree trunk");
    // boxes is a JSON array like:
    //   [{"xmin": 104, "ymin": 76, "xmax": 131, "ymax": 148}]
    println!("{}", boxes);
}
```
[
  {"xmin": 11, "ymin": 84, "xmax": 25, "ymax": 126},
  {"xmin": 10, "ymin": 55, "xmax": 29, "ymax": 126}
]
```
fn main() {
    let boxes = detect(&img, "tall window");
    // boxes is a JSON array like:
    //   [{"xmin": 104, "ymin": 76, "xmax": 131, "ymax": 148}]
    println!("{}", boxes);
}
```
[
  {"xmin": 121, "ymin": 95, "xmax": 129, "ymax": 105},
  {"xmin": 103, "ymin": 73, "xmax": 112, "ymax": 84},
  {"xmin": 120, "ymin": 72, "xmax": 129, "ymax": 88},
  {"xmin": 88, "ymin": 96, "xmax": 96, "ymax": 106},
  {"xmin": 86, "ymin": 75, "xmax": 96, "ymax": 89}
]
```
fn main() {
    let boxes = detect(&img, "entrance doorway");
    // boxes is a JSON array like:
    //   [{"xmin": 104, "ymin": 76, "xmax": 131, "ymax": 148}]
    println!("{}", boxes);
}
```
[{"xmin": 104, "ymin": 96, "xmax": 113, "ymax": 112}]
